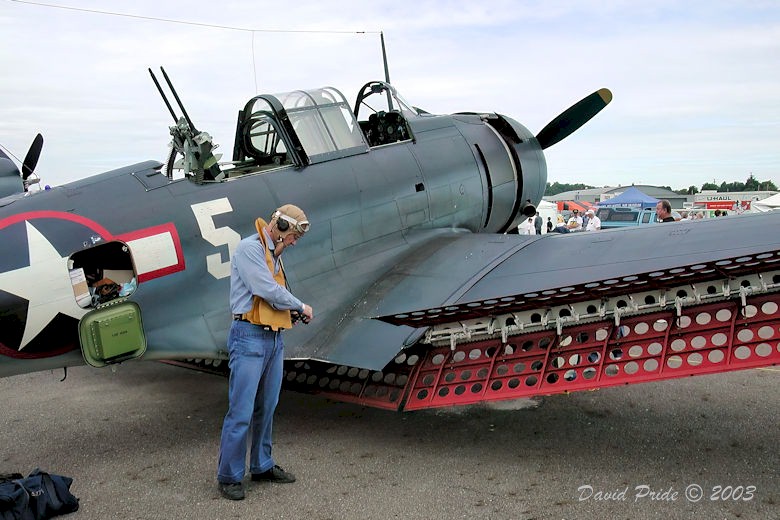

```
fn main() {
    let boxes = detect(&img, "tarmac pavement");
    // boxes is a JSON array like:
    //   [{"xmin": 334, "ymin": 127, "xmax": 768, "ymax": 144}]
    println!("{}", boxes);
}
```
[{"xmin": 1, "ymin": 361, "xmax": 777, "ymax": 520}]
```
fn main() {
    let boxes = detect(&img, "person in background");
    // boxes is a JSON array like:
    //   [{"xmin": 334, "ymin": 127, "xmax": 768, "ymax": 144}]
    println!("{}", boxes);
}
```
[
  {"xmin": 656, "ymin": 200, "xmax": 676, "ymax": 222},
  {"xmin": 533, "ymin": 211, "xmax": 542, "ymax": 235},
  {"xmin": 517, "ymin": 216, "xmax": 534, "ymax": 235},
  {"xmin": 585, "ymin": 209, "xmax": 601, "ymax": 231},
  {"xmin": 546, "ymin": 217, "xmax": 554, "ymax": 233},
  {"xmin": 553, "ymin": 214, "xmax": 570, "ymax": 233},
  {"xmin": 566, "ymin": 209, "xmax": 583, "ymax": 232}
]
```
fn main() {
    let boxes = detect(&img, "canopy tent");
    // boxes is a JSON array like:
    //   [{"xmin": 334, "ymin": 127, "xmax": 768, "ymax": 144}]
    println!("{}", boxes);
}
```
[
  {"xmin": 752, "ymin": 193, "xmax": 780, "ymax": 212},
  {"xmin": 597, "ymin": 187, "xmax": 659, "ymax": 209}
]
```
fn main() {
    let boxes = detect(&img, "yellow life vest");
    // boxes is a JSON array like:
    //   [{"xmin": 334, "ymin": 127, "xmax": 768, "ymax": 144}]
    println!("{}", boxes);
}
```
[{"xmin": 241, "ymin": 218, "xmax": 293, "ymax": 331}]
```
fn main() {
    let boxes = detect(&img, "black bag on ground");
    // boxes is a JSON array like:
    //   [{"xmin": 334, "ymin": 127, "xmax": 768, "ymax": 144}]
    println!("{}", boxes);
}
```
[
  {"xmin": 0, "ymin": 469, "xmax": 78, "ymax": 520},
  {"xmin": 0, "ymin": 479, "xmax": 29, "ymax": 520}
]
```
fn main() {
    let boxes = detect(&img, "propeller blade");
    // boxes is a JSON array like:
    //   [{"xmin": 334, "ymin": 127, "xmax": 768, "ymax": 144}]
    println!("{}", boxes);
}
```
[
  {"xmin": 21, "ymin": 133, "xmax": 44, "ymax": 180},
  {"xmin": 535, "ymin": 88, "xmax": 612, "ymax": 150}
]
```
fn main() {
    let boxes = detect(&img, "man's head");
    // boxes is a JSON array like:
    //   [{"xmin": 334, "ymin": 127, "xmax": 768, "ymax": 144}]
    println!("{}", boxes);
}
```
[
  {"xmin": 656, "ymin": 199, "xmax": 672, "ymax": 219},
  {"xmin": 586, "ymin": 209, "xmax": 595, "ymax": 217},
  {"xmin": 269, "ymin": 204, "xmax": 309, "ymax": 255},
  {"xmin": 572, "ymin": 209, "xmax": 579, "ymax": 216}
]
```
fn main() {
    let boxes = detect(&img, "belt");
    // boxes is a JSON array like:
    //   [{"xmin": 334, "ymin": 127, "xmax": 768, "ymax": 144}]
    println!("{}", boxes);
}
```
[{"xmin": 232, "ymin": 315, "xmax": 275, "ymax": 331}]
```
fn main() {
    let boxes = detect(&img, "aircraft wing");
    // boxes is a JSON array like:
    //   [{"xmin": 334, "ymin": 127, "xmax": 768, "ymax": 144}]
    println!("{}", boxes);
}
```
[
  {"xmin": 285, "ymin": 213, "xmax": 779, "ymax": 372},
  {"xmin": 283, "ymin": 228, "xmax": 533, "ymax": 369},
  {"xmin": 412, "ymin": 213, "xmax": 778, "ymax": 317}
]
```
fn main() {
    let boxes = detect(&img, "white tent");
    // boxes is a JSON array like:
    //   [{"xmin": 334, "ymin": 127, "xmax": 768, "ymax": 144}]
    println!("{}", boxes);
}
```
[
  {"xmin": 537, "ymin": 199, "xmax": 558, "ymax": 234},
  {"xmin": 752, "ymin": 193, "xmax": 780, "ymax": 212},
  {"xmin": 515, "ymin": 199, "xmax": 558, "ymax": 234}
]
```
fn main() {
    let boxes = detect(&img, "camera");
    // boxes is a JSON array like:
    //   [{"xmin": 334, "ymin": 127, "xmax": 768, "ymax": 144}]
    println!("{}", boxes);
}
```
[{"xmin": 291, "ymin": 310, "xmax": 309, "ymax": 324}]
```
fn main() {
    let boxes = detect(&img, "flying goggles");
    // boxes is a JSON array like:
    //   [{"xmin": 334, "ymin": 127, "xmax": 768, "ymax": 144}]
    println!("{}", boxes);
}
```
[{"xmin": 277, "ymin": 213, "xmax": 310, "ymax": 235}]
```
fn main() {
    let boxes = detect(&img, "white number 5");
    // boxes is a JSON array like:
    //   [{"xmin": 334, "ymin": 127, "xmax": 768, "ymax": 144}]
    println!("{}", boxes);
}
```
[{"xmin": 191, "ymin": 198, "xmax": 241, "ymax": 279}]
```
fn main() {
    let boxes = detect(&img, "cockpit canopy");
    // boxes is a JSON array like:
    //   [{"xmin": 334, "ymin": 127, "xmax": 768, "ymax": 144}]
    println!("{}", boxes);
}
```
[
  {"xmin": 232, "ymin": 82, "xmax": 420, "ymax": 171},
  {"xmin": 233, "ymin": 86, "xmax": 369, "ymax": 168}
]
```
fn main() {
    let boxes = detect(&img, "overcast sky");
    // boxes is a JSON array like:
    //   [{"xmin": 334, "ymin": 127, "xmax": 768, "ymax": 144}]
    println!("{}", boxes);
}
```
[{"xmin": 1, "ymin": 0, "xmax": 779, "ymax": 190}]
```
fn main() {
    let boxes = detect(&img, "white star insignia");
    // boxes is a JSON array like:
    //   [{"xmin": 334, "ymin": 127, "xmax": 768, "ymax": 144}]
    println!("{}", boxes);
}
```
[{"xmin": 0, "ymin": 222, "xmax": 89, "ymax": 349}]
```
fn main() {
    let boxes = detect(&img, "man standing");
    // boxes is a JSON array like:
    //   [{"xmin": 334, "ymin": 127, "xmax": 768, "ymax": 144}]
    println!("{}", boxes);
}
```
[
  {"xmin": 533, "ymin": 211, "xmax": 542, "ymax": 235},
  {"xmin": 584, "ymin": 209, "xmax": 601, "ymax": 231},
  {"xmin": 656, "ymin": 200, "xmax": 676, "ymax": 222},
  {"xmin": 217, "ymin": 204, "xmax": 314, "ymax": 500}
]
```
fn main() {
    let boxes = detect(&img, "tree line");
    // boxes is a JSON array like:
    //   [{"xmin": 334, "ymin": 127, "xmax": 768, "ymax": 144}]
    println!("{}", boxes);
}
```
[{"xmin": 545, "ymin": 174, "xmax": 777, "ymax": 197}]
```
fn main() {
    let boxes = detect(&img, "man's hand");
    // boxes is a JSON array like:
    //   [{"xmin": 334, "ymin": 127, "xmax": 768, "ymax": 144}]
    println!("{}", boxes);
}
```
[{"xmin": 299, "ymin": 304, "xmax": 313, "ymax": 324}]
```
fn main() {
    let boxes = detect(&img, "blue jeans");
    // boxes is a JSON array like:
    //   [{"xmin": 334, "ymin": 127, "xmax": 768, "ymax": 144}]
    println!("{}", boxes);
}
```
[{"xmin": 217, "ymin": 320, "xmax": 285, "ymax": 483}]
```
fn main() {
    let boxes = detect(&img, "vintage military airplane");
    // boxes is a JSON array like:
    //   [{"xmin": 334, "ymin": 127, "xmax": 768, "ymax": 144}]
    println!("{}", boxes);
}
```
[{"xmin": 1, "ymin": 69, "xmax": 778, "ymax": 411}]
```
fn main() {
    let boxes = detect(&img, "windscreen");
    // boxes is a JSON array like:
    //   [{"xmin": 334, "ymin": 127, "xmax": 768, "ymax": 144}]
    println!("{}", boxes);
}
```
[{"xmin": 276, "ymin": 87, "xmax": 367, "ymax": 160}]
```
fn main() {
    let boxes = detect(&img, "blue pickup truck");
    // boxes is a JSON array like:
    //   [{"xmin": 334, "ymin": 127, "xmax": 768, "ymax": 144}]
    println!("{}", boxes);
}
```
[{"xmin": 595, "ymin": 207, "xmax": 658, "ymax": 229}]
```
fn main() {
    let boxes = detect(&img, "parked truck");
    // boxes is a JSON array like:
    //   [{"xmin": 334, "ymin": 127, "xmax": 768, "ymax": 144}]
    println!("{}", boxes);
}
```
[{"xmin": 595, "ymin": 207, "xmax": 658, "ymax": 229}]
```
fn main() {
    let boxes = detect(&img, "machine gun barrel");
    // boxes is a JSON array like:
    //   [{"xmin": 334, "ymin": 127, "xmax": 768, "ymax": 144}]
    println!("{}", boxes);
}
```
[
  {"xmin": 160, "ymin": 67, "xmax": 198, "ymax": 133},
  {"xmin": 148, "ymin": 68, "xmax": 178, "ymax": 123},
  {"xmin": 148, "ymin": 66, "xmax": 222, "ymax": 183}
]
